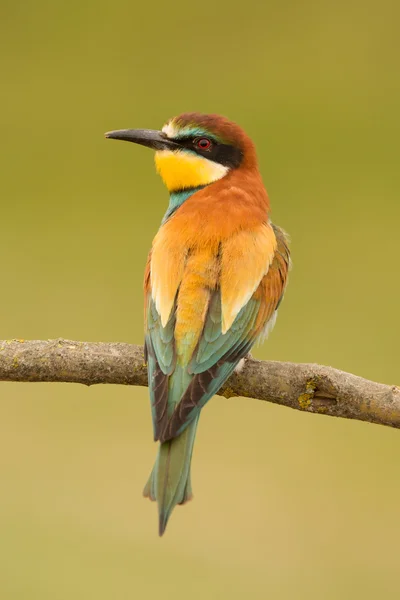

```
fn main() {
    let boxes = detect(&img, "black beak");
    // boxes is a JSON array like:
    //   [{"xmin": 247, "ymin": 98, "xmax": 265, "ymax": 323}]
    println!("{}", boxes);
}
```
[{"xmin": 104, "ymin": 128, "xmax": 178, "ymax": 151}]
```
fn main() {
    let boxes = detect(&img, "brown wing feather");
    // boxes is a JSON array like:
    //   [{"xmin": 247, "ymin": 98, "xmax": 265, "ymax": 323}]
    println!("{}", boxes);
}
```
[{"xmin": 252, "ymin": 223, "xmax": 290, "ymax": 337}]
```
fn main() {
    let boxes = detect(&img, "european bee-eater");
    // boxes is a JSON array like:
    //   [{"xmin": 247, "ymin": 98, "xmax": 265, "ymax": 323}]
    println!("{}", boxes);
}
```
[{"xmin": 105, "ymin": 113, "xmax": 290, "ymax": 535}]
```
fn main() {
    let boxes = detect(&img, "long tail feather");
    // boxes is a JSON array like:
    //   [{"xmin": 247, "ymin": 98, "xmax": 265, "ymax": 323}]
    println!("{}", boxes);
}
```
[{"xmin": 143, "ymin": 416, "xmax": 199, "ymax": 536}]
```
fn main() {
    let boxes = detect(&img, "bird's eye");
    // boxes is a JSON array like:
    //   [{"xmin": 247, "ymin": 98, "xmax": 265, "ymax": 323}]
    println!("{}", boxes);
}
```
[{"xmin": 195, "ymin": 137, "xmax": 212, "ymax": 151}]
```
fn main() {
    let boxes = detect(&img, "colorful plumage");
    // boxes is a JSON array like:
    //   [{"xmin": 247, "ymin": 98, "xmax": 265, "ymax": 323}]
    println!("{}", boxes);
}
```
[{"xmin": 105, "ymin": 113, "xmax": 290, "ymax": 535}]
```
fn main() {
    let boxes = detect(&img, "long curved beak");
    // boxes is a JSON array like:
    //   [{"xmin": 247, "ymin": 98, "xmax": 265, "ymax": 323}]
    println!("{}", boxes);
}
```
[{"xmin": 104, "ymin": 128, "xmax": 178, "ymax": 151}]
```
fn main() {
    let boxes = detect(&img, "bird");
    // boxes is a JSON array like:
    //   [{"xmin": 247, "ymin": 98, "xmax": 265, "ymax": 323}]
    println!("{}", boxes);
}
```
[{"xmin": 105, "ymin": 113, "xmax": 290, "ymax": 536}]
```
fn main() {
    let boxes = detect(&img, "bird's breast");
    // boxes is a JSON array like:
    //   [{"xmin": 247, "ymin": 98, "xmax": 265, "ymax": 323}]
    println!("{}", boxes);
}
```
[{"xmin": 164, "ymin": 183, "xmax": 269, "ymax": 245}]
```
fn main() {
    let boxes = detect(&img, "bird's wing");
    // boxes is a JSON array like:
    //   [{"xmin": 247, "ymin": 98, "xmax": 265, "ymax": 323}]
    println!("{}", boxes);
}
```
[{"xmin": 145, "ymin": 222, "xmax": 290, "ymax": 443}]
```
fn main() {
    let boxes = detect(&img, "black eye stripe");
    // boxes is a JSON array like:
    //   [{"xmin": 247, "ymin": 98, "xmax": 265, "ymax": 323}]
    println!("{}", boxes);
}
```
[
  {"xmin": 170, "ymin": 135, "xmax": 217, "ymax": 144},
  {"xmin": 171, "ymin": 136, "xmax": 243, "ymax": 168}
]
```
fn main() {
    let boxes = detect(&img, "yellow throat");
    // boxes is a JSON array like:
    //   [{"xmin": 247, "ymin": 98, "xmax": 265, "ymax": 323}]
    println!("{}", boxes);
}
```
[{"xmin": 154, "ymin": 150, "xmax": 229, "ymax": 191}]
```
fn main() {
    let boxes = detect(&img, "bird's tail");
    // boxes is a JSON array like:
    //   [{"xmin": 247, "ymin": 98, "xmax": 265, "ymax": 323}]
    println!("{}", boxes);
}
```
[{"xmin": 143, "ymin": 416, "xmax": 199, "ymax": 536}]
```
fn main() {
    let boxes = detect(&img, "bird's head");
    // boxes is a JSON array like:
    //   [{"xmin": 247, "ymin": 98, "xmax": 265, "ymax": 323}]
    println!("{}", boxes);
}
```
[{"xmin": 105, "ymin": 113, "xmax": 257, "ymax": 193}]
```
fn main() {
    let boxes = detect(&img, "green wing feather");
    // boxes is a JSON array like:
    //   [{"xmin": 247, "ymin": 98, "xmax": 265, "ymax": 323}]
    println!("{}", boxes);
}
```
[{"xmin": 146, "ymin": 290, "xmax": 262, "ymax": 443}]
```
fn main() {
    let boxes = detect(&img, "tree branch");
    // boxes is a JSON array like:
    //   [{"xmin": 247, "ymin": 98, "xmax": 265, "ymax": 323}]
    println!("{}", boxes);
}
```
[{"xmin": 0, "ymin": 338, "xmax": 399, "ymax": 430}]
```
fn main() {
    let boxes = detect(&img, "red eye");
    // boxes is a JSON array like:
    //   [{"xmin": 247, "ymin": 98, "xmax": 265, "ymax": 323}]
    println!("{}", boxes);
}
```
[{"xmin": 195, "ymin": 137, "xmax": 212, "ymax": 150}]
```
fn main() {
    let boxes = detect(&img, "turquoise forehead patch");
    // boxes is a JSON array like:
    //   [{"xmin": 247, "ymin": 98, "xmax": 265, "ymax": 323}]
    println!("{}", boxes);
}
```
[{"xmin": 171, "ymin": 124, "xmax": 225, "ymax": 144}]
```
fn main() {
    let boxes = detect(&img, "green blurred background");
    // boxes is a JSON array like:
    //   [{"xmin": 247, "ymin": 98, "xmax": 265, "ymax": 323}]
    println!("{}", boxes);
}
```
[{"xmin": 1, "ymin": 0, "xmax": 399, "ymax": 598}]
